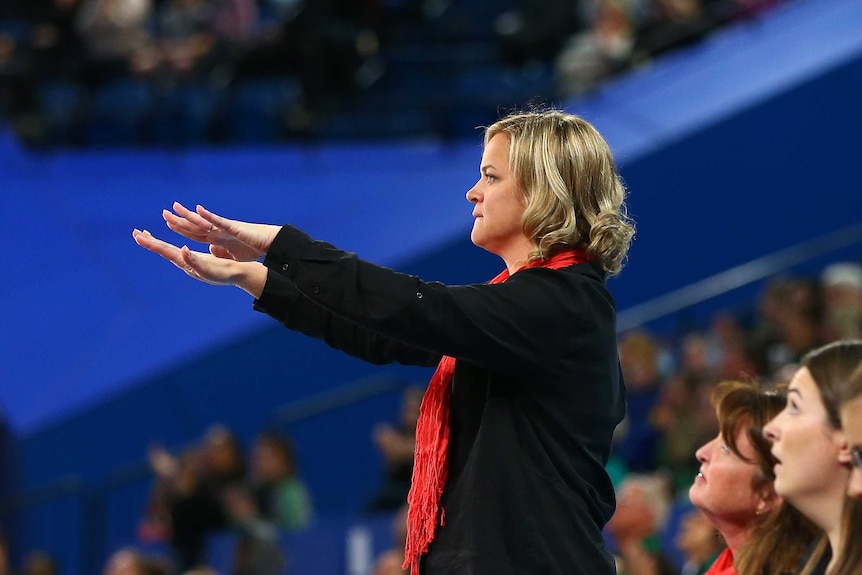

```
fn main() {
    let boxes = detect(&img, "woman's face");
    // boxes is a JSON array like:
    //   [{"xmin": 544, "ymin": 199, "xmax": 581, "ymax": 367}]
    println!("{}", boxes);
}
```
[
  {"xmin": 689, "ymin": 426, "xmax": 767, "ymax": 526},
  {"xmin": 840, "ymin": 395, "xmax": 862, "ymax": 500},
  {"xmin": 466, "ymin": 133, "xmax": 532, "ymax": 266},
  {"xmin": 763, "ymin": 367, "xmax": 846, "ymax": 508}
]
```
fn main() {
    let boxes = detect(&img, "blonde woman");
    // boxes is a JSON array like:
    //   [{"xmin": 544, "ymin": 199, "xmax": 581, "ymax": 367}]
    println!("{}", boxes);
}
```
[{"xmin": 134, "ymin": 109, "xmax": 635, "ymax": 574}]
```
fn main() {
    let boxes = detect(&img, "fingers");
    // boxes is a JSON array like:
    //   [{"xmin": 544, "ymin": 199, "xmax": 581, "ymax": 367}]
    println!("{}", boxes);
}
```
[
  {"xmin": 133, "ymin": 229, "xmax": 184, "ymax": 266},
  {"xmin": 209, "ymin": 244, "xmax": 236, "ymax": 260},
  {"xmin": 196, "ymin": 204, "xmax": 235, "ymax": 234},
  {"xmin": 133, "ymin": 229, "xmax": 201, "ymax": 277},
  {"xmin": 164, "ymin": 202, "xmax": 211, "ymax": 240}
]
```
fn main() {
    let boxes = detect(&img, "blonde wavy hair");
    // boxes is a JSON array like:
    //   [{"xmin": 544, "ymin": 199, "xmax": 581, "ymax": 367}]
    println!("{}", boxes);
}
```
[{"xmin": 485, "ymin": 109, "xmax": 635, "ymax": 275}]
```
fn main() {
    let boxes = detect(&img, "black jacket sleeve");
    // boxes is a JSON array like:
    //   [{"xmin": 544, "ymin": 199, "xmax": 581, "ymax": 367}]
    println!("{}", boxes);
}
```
[
  {"xmin": 256, "ymin": 225, "xmax": 615, "ymax": 375},
  {"xmin": 253, "ymin": 268, "xmax": 442, "ymax": 367}
]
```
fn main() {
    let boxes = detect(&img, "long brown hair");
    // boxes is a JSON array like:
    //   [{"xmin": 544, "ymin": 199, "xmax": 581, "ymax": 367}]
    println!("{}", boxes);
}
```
[
  {"xmin": 796, "ymin": 340, "xmax": 862, "ymax": 575},
  {"xmin": 711, "ymin": 381, "xmax": 819, "ymax": 575}
]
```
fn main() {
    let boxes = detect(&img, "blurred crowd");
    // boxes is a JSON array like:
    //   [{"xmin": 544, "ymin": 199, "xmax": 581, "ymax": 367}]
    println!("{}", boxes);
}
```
[{"xmin": 0, "ymin": 0, "xmax": 793, "ymax": 146}]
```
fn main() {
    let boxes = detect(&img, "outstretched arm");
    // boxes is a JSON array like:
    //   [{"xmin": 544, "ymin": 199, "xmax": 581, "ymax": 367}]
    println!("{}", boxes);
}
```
[{"xmin": 132, "ymin": 227, "xmax": 440, "ymax": 367}]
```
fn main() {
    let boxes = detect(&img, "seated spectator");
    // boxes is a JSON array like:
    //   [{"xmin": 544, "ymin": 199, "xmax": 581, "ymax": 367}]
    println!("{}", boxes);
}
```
[
  {"xmin": 142, "ymin": 424, "xmax": 246, "ymax": 572},
  {"xmin": 133, "ymin": 0, "xmax": 216, "ymax": 81},
  {"xmin": 605, "ymin": 473, "xmax": 676, "ymax": 575},
  {"xmin": 674, "ymin": 508, "xmax": 723, "ymax": 575},
  {"xmin": 371, "ymin": 504, "xmax": 408, "ymax": 575},
  {"xmin": 842, "ymin": 362, "xmax": 862, "ymax": 500},
  {"xmin": 250, "ymin": 431, "xmax": 313, "ymax": 531},
  {"xmin": 554, "ymin": 0, "xmax": 636, "ymax": 97},
  {"xmin": 366, "ymin": 385, "xmax": 424, "ymax": 513},
  {"xmin": 222, "ymin": 485, "xmax": 285, "ymax": 575},
  {"xmin": 74, "ymin": 0, "xmax": 154, "ymax": 88},
  {"xmin": 633, "ymin": 0, "xmax": 713, "ymax": 62},
  {"xmin": 691, "ymin": 380, "xmax": 818, "ymax": 575},
  {"xmin": 751, "ymin": 277, "xmax": 824, "ymax": 378},
  {"xmin": 820, "ymin": 262, "xmax": 862, "ymax": 342},
  {"xmin": 764, "ymin": 340, "xmax": 862, "ymax": 575},
  {"xmin": 616, "ymin": 330, "xmax": 663, "ymax": 472},
  {"xmin": 653, "ymin": 365, "xmax": 716, "ymax": 493}
]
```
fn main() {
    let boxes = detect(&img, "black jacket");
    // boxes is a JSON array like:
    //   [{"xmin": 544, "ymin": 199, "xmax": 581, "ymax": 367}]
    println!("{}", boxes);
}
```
[{"xmin": 254, "ymin": 225, "xmax": 624, "ymax": 575}]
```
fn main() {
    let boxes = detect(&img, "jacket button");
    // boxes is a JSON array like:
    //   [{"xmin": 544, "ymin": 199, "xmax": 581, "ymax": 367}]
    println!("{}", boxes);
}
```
[
  {"xmin": 313, "ymin": 286, "xmax": 320, "ymax": 294},
  {"xmin": 282, "ymin": 263, "xmax": 289, "ymax": 271},
  {"xmin": 416, "ymin": 292, "xmax": 423, "ymax": 298}
]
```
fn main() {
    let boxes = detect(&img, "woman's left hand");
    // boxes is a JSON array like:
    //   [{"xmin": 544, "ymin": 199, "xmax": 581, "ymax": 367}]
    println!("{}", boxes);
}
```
[{"xmin": 133, "ymin": 229, "xmax": 241, "ymax": 285}]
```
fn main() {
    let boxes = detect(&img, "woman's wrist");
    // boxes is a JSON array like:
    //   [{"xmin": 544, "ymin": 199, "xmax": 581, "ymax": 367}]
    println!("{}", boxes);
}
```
[{"xmin": 234, "ymin": 261, "xmax": 269, "ymax": 299}]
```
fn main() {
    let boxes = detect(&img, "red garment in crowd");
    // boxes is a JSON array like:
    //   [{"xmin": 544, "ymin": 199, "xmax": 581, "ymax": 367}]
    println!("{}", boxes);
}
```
[{"xmin": 704, "ymin": 548, "xmax": 736, "ymax": 575}]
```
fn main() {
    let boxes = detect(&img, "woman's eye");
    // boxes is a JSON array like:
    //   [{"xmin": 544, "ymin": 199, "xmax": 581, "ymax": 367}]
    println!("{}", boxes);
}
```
[
  {"xmin": 486, "ymin": 174, "xmax": 495, "ymax": 183},
  {"xmin": 721, "ymin": 444, "xmax": 731, "ymax": 454}
]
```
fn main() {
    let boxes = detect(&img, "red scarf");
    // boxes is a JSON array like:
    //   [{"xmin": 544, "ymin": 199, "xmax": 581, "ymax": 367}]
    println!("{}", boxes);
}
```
[{"xmin": 403, "ymin": 248, "xmax": 591, "ymax": 574}]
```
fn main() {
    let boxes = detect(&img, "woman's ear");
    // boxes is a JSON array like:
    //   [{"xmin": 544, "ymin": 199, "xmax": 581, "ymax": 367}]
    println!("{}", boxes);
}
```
[
  {"xmin": 834, "ymin": 429, "xmax": 852, "ymax": 465},
  {"xmin": 755, "ymin": 485, "xmax": 782, "ymax": 515}
]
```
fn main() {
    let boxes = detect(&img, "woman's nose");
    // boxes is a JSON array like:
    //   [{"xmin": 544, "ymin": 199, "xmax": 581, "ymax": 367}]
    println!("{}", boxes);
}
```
[
  {"xmin": 695, "ymin": 441, "xmax": 711, "ymax": 464},
  {"xmin": 763, "ymin": 419, "xmax": 779, "ymax": 442},
  {"xmin": 466, "ymin": 184, "xmax": 480, "ymax": 203}
]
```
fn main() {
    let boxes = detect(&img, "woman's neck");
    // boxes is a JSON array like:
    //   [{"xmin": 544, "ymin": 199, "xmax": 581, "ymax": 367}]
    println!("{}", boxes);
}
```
[
  {"xmin": 795, "ymin": 483, "xmax": 846, "ymax": 575},
  {"xmin": 709, "ymin": 516, "xmax": 751, "ymax": 556},
  {"xmin": 498, "ymin": 239, "xmax": 536, "ymax": 274}
]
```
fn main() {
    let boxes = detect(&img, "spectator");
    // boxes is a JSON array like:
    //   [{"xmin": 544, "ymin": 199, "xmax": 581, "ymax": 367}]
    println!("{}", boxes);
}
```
[
  {"xmin": 820, "ymin": 262, "xmax": 862, "ymax": 342},
  {"xmin": 690, "ymin": 380, "xmax": 818, "ymax": 575},
  {"xmin": 555, "ymin": 0, "xmax": 636, "ymax": 97},
  {"xmin": 633, "ymin": 0, "xmax": 712, "ymax": 61},
  {"xmin": 367, "ymin": 386, "xmax": 424, "ymax": 513},
  {"xmin": 606, "ymin": 473, "xmax": 676, "ymax": 575},
  {"xmin": 763, "ymin": 340, "xmax": 862, "ymax": 575},
  {"xmin": 250, "ymin": 431, "xmax": 313, "ymax": 531},
  {"xmin": 222, "ymin": 485, "xmax": 285, "ymax": 575},
  {"xmin": 133, "ymin": 0, "xmax": 216, "ymax": 81},
  {"xmin": 652, "ymin": 369, "xmax": 716, "ymax": 493},
  {"xmin": 74, "ymin": 0, "xmax": 154, "ymax": 88},
  {"xmin": 674, "ymin": 509, "xmax": 722, "ymax": 575},
  {"xmin": 616, "ymin": 331, "xmax": 663, "ymax": 472},
  {"xmin": 371, "ymin": 504, "xmax": 409, "ymax": 575},
  {"xmin": 143, "ymin": 425, "xmax": 245, "ymax": 571}
]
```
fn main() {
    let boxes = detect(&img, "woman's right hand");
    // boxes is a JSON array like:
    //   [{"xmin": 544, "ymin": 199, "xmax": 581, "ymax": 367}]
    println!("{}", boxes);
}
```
[{"xmin": 163, "ymin": 201, "xmax": 281, "ymax": 262}]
